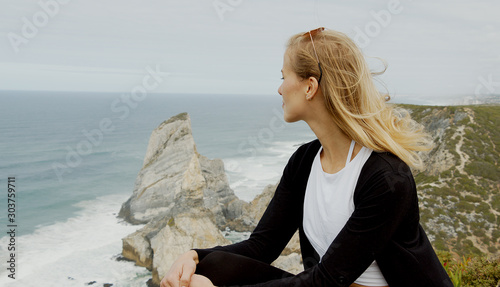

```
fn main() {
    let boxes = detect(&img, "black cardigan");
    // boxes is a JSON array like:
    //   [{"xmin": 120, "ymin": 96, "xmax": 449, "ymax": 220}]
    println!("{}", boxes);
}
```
[{"xmin": 196, "ymin": 139, "xmax": 452, "ymax": 286}]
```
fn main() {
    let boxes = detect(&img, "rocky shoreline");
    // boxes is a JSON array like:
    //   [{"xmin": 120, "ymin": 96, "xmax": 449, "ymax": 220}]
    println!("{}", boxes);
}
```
[{"xmin": 117, "ymin": 113, "xmax": 301, "ymax": 286}]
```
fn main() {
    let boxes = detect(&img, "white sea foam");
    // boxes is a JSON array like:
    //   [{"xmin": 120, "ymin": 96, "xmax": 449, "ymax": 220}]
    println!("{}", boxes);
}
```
[
  {"xmin": 223, "ymin": 140, "xmax": 309, "ymax": 202},
  {"xmin": 0, "ymin": 194, "xmax": 150, "ymax": 287}
]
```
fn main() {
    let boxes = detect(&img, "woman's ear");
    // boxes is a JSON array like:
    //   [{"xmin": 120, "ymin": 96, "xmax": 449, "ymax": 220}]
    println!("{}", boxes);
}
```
[{"xmin": 305, "ymin": 76, "xmax": 320, "ymax": 100}]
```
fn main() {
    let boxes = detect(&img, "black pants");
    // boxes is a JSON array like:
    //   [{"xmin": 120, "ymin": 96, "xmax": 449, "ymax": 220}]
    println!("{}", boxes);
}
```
[{"xmin": 196, "ymin": 251, "xmax": 294, "ymax": 286}]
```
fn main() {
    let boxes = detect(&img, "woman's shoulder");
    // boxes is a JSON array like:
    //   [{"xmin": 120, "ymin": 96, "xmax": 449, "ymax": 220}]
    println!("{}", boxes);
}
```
[
  {"xmin": 364, "ymin": 151, "xmax": 413, "ymax": 177},
  {"xmin": 294, "ymin": 139, "xmax": 321, "ymax": 155},
  {"xmin": 289, "ymin": 139, "xmax": 321, "ymax": 165},
  {"xmin": 281, "ymin": 139, "xmax": 321, "ymax": 182},
  {"xmin": 354, "ymin": 151, "xmax": 417, "ymax": 204}
]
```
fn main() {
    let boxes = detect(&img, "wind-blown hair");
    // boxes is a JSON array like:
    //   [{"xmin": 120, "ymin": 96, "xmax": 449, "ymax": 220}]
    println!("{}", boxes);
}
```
[{"xmin": 286, "ymin": 29, "xmax": 433, "ymax": 170}]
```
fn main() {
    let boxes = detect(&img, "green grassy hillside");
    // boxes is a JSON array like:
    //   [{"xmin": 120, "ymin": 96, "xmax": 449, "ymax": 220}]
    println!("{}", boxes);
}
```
[{"xmin": 399, "ymin": 104, "xmax": 499, "ymax": 257}]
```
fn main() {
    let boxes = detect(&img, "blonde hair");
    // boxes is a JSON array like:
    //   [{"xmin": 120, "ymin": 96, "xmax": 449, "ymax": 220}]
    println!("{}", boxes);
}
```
[{"xmin": 286, "ymin": 29, "xmax": 433, "ymax": 170}]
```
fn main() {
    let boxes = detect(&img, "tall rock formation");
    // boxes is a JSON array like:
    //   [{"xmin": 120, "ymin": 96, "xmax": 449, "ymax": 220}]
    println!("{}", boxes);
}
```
[
  {"xmin": 118, "ymin": 113, "xmax": 250, "ymax": 285},
  {"xmin": 118, "ymin": 112, "xmax": 247, "ymax": 229}
]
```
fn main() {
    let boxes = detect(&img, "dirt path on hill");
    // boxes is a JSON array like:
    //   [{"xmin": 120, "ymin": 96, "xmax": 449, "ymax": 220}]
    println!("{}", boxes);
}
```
[{"xmin": 454, "ymin": 126, "xmax": 469, "ymax": 175}]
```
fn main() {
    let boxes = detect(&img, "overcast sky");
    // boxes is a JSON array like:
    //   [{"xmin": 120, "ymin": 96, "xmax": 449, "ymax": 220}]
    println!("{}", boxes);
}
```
[{"xmin": 1, "ymin": 0, "xmax": 499, "ymax": 104}]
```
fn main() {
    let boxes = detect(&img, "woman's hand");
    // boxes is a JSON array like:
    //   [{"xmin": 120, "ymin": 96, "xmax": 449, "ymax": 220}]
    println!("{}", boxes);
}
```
[
  {"xmin": 160, "ymin": 250, "xmax": 199, "ymax": 287},
  {"xmin": 189, "ymin": 274, "xmax": 215, "ymax": 287}
]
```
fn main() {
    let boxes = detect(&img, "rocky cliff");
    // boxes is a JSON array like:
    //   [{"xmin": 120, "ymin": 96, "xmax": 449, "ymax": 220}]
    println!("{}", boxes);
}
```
[
  {"xmin": 403, "ymin": 104, "xmax": 500, "ymax": 257},
  {"xmin": 118, "ymin": 113, "xmax": 246, "ymax": 229}
]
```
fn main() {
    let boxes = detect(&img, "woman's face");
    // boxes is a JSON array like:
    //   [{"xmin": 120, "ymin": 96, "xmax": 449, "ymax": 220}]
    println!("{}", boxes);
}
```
[{"xmin": 278, "ymin": 51, "xmax": 309, "ymax": 123}]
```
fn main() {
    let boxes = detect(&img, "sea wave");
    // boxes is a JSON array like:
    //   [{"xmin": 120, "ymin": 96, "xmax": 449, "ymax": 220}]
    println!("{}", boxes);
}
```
[{"xmin": 0, "ymin": 193, "xmax": 149, "ymax": 287}]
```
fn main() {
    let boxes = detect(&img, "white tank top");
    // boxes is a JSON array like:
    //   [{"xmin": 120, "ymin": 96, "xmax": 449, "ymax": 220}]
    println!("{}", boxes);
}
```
[{"xmin": 303, "ymin": 140, "xmax": 388, "ymax": 286}]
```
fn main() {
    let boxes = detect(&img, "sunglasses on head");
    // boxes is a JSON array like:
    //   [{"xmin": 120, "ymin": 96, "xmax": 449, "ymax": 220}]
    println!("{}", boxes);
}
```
[{"xmin": 302, "ymin": 27, "xmax": 325, "ymax": 84}]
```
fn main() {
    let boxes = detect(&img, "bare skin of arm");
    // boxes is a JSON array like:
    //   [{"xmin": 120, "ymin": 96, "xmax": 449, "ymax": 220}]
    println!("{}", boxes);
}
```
[{"xmin": 160, "ymin": 250, "xmax": 216, "ymax": 287}]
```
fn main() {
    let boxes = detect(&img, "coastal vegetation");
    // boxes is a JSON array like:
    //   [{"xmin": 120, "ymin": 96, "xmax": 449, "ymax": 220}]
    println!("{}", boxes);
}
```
[
  {"xmin": 438, "ymin": 251, "xmax": 500, "ymax": 286},
  {"xmin": 401, "ymin": 104, "xmax": 499, "ymax": 286}
]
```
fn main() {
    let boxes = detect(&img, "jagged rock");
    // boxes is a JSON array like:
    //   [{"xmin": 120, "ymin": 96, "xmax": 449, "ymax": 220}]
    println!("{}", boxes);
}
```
[
  {"xmin": 198, "ymin": 154, "xmax": 248, "ymax": 229},
  {"xmin": 245, "ymin": 183, "xmax": 279, "ymax": 224},
  {"xmin": 122, "ymin": 209, "xmax": 231, "ymax": 285},
  {"xmin": 119, "ymin": 113, "xmax": 253, "ymax": 286},
  {"xmin": 282, "ymin": 232, "xmax": 301, "ymax": 256},
  {"xmin": 149, "ymin": 210, "xmax": 230, "ymax": 286},
  {"xmin": 225, "ymin": 183, "xmax": 279, "ymax": 231},
  {"xmin": 272, "ymin": 253, "xmax": 303, "ymax": 275},
  {"xmin": 118, "ymin": 113, "xmax": 249, "ymax": 229},
  {"xmin": 417, "ymin": 108, "xmax": 456, "ymax": 175},
  {"xmin": 122, "ymin": 219, "xmax": 164, "ymax": 269},
  {"xmin": 118, "ymin": 113, "xmax": 200, "ymax": 224}
]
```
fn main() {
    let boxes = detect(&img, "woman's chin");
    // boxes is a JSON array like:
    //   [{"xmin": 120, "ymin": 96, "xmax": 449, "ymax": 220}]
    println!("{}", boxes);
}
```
[{"xmin": 283, "ymin": 114, "xmax": 298, "ymax": 123}]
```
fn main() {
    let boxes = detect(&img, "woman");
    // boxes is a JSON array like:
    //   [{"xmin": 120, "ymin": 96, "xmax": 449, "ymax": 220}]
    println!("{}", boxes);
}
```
[{"xmin": 161, "ymin": 28, "xmax": 453, "ymax": 287}]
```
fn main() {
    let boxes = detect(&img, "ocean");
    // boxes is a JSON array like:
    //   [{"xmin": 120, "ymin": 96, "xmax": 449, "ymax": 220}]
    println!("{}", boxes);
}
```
[{"xmin": 0, "ymin": 91, "xmax": 315, "ymax": 286}]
